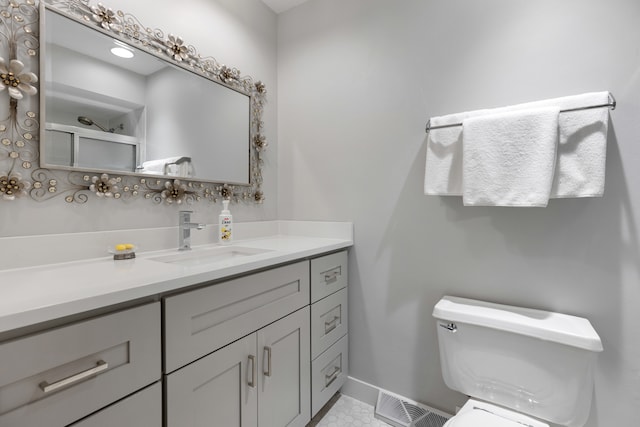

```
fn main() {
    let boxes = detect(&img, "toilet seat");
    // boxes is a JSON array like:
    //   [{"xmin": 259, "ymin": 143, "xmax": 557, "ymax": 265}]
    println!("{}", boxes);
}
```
[
  {"xmin": 444, "ymin": 409, "xmax": 524, "ymax": 427},
  {"xmin": 443, "ymin": 399, "xmax": 549, "ymax": 427}
]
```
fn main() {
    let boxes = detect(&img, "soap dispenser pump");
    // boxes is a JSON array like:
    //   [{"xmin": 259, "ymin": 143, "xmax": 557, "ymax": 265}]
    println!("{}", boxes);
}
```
[{"xmin": 218, "ymin": 199, "xmax": 233, "ymax": 245}]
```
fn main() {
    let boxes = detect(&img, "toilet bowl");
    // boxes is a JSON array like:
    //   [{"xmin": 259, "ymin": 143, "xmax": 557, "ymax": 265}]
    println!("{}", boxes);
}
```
[
  {"xmin": 433, "ymin": 296, "xmax": 603, "ymax": 427},
  {"xmin": 442, "ymin": 399, "xmax": 548, "ymax": 427}
]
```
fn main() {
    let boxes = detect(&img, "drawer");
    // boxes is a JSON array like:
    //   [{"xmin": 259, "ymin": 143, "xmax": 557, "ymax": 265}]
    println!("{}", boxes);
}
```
[
  {"xmin": 311, "ymin": 334, "xmax": 349, "ymax": 417},
  {"xmin": 311, "ymin": 287, "xmax": 348, "ymax": 359},
  {"xmin": 164, "ymin": 260, "xmax": 310, "ymax": 372},
  {"xmin": 311, "ymin": 250, "xmax": 348, "ymax": 303},
  {"xmin": 0, "ymin": 302, "xmax": 161, "ymax": 427},
  {"xmin": 69, "ymin": 382, "xmax": 161, "ymax": 427}
]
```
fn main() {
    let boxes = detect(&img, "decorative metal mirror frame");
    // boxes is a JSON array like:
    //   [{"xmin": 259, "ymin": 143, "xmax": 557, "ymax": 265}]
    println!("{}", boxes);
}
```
[{"xmin": 0, "ymin": 0, "xmax": 267, "ymax": 205}]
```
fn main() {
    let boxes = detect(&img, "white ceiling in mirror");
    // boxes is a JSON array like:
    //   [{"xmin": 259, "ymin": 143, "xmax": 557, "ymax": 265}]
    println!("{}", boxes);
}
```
[
  {"xmin": 261, "ymin": 0, "xmax": 311, "ymax": 14},
  {"xmin": 48, "ymin": 11, "xmax": 165, "ymax": 76}
]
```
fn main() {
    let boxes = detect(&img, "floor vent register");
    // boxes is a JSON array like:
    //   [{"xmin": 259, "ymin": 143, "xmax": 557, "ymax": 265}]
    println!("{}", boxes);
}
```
[{"xmin": 374, "ymin": 390, "xmax": 451, "ymax": 427}]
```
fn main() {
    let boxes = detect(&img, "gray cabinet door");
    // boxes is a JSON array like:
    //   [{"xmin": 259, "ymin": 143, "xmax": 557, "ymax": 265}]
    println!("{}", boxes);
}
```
[
  {"xmin": 258, "ymin": 307, "xmax": 310, "ymax": 427},
  {"xmin": 68, "ymin": 382, "xmax": 161, "ymax": 427},
  {"xmin": 166, "ymin": 333, "xmax": 258, "ymax": 427}
]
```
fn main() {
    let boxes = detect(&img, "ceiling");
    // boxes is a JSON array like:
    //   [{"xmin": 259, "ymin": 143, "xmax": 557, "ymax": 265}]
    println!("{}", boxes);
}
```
[{"xmin": 261, "ymin": 0, "xmax": 311, "ymax": 14}]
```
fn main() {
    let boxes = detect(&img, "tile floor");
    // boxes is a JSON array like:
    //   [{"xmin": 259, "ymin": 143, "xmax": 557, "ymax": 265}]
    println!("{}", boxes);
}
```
[{"xmin": 309, "ymin": 394, "xmax": 391, "ymax": 427}]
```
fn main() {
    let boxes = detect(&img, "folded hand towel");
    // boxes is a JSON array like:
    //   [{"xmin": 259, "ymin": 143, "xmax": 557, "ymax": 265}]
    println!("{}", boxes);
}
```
[
  {"xmin": 488, "ymin": 92, "xmax": 611, "ymax": 197},
  {"xmin": 462, "ymin": 107, "xmax": 560, "ymax": 207},
  {"xmin": 141, "ymin": 157, "xmax": 186, "ymax": 174},
  {"xmin": 548, "ymin": 92, "xmax": 610, "ymax": 198},
  {"xmin": 424, "ymin": 110, "xmax": 489, "ymax": 196}
]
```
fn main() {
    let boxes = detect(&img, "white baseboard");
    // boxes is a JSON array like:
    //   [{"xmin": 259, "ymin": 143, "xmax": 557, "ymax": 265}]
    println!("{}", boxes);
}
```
[{"xmin": 339, "ymin": 376, "xmax": 385, "ymax": 407}]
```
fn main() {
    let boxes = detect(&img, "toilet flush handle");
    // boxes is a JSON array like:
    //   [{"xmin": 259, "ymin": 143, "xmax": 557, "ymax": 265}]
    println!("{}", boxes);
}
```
[{"xmin": 439, "ymin": 322, "xmax": 457, "ymax": 333}]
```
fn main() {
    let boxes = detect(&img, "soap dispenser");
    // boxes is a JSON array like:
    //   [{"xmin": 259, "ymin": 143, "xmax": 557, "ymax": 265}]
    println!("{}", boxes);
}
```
[{"xmin": 218, "ymin": 199, "xmax": 233, "ymax": 245}]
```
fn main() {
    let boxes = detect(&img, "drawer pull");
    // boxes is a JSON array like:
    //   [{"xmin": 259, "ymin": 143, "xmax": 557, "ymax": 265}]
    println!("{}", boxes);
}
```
[
  {"xmin": 263, "ymin": 346, "xmax": 272, "ymax": 377},
  {"xmin": 323, "ymin": 267, "xmax": 341, "ymax": 284},
  {"xmin": 324, "ymin": 366, "xmax": 341, "ymax": 387},
  {"xmin": 248, "ymin": 355, "xmax": 257, "ymax": 388},
  {"xmin": 39, "ymin": 360, "xmax": 108, "ymax": 394},
  {"xmin": 324, "ymin": 316, "xmax": 340, "ymax": 334}
]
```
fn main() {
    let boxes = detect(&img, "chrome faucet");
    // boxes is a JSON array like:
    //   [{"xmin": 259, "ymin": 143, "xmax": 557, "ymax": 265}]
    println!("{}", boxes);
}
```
[{"xmin": 178, "ymin": 211, "xmax": 206, "ymax": 251}]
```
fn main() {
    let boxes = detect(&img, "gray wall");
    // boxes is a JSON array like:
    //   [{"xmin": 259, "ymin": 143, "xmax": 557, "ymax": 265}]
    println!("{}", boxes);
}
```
[
  {"xmin": 277, "ymin": 0, "xmax": 640, "ymax": 425},
  {"xmin": 0, "ymin": 0, "xmax": 277, "ymax": 237}
]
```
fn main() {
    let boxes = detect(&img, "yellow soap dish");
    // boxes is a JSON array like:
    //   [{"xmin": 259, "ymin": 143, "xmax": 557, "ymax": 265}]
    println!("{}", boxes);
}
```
[{"xmin": 110, "ymin": 243, "xmax": 136, "ymax": 261}]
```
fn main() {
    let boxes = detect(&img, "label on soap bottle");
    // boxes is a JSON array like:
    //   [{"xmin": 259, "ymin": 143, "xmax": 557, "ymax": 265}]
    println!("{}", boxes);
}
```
[{"xmin": 219, "ymin": 215, "xmax": 232, "ymax": 244}]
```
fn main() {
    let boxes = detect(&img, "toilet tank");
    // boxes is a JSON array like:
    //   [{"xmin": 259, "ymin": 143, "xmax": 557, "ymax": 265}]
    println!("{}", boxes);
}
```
[{"xmin": 433, "ymin": 296, "xmax": 603, "ymax": 427}]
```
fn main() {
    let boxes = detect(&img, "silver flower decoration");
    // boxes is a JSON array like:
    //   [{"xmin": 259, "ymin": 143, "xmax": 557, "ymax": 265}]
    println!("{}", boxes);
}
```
[
  {"xmin": 253, "ymin": 190, "xmax": 265, "ymax": 204},
  {"xmin": 0, "ymin": 173, "xmax": 30, "ymax": 200},
  {"xmin": 90, "ymin": 173, "xmax": 119, "ymax": 198},
  {"xmin": 219, "ymin": 65, "xmax": 239, "ymax": 84},
  {"xmin": 165, "ymin": 35, "xmax": 189, "ymax": 62},
  {"xmin": 217, "ymin": 183, "xmax": 234, "ymax": 200},
  {"xmin": 254, "ymin": 134, "xmax": 268, "ymax": 152},
  {"xmin": 255, "ymin": 81, "xmax": 266, "ymax": 95},
  {"xmin": 161, "ymin": 179, "xmax": 188, "ymax": 204},
  {"xmin": 0, "ymin": 58, "xmax": 38, "ymax": 100},
  {"xmin": 91, "ymin": 3, "xmax": 122, "ymax": 31}
]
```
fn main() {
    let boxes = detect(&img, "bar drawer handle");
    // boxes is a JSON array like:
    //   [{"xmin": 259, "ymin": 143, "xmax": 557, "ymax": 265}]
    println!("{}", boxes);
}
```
[
  {"xmin": 324, "ymin": 316, "xmax": 340, "ymax": 334},
  {"xmin": 39, "ymin": 360, "xmax": 108, "ymax": 394},
  {"xmin": 263, "ymin": 346, "xmax": 272, "ymax": 377},
  {"xmin": 324, "ymin": 267, "xmax": 341, "ymax": 284},
  {"xmin": 324, "ymin": 366, "xmax": 341, "ymax": 387},
  {"xmin": 248, "ymin": 355, "xmax": 257, "ymax": 388}
]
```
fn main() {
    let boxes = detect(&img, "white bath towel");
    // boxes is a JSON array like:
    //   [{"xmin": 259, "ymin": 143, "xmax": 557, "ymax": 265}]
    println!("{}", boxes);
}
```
[
  {"xmin": 462, "ymin": 107, "xmax": 560, "ymax": 207},
  {"xmin": 141, "ymin": 157, "xmax": 185, "ymax": 173},
  {"xmin": 424, "ymin": 91, "xmax": 611, "ymax": 200},
  {"xmin": 424, "ymin": 110, "xmax": 490, "ymax": 196},
  {"xmin": 488, "ymin": 91, "xmax": 611, "ymax": 198},
  {"xmin": 548, "ymin": 92, "xmax": 610, "ymax": 198}
]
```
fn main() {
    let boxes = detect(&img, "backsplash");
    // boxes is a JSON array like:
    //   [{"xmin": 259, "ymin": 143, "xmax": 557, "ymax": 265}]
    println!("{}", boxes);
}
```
[{"xmin": 0, "ymin": 221, "xmax": 353, "ymax": 270}]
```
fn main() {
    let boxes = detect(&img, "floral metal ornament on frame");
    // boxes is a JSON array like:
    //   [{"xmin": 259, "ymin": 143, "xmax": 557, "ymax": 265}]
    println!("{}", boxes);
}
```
[
  {"xmin": 0, "ymin": 0, "xmax": 39, "ymax": 201},
  {"xmin": 0, "ymin": 0, "xmax": 267, "ymax": 205}
]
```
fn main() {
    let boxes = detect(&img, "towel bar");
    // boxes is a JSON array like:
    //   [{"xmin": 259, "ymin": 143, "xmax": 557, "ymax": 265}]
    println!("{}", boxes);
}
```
[{"xmin": 425, "ymin": 92, "xmax": 616, "ymax": 133}]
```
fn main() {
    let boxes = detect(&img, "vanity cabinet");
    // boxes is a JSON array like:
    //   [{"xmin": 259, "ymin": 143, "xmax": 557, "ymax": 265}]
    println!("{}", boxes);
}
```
[
  {"xmin": 0, "ymin": 248, "xmax": 349, "ymax": 427},
  {"xmin": 0, "ymin": 302, "xmax": 161, "ymax": 427},
  {"xmin": 166, "ymin": 307, "xmax": 310, "ymax": 427},
  {"xmin": 310, "ymin": 251, "xmax": 349, "ymax": 417},
  {"xmin": 164, "ymin": 260, "xmax": 312, "ymax": 426}
]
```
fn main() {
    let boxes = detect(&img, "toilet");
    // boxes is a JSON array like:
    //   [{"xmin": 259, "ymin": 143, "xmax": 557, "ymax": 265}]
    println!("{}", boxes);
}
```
[{"xmin": 433, "ymin": 296, "xmax": 603, "ymax": 427}]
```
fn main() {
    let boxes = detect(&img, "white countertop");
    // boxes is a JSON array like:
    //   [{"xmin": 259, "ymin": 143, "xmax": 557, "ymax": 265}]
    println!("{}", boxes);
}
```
[{"xmin": 0, "ymin": 222, "xmax": 353, "ymax": 334}]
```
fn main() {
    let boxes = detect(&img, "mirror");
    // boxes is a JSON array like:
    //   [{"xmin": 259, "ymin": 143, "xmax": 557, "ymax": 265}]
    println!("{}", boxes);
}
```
[
  {"xmin": 42, "ymin": 7, "xmax": 250, "ymax": 184},
  {"xmin": 36, "ymin": 0, "xmax": 267, "ymax": 202}
]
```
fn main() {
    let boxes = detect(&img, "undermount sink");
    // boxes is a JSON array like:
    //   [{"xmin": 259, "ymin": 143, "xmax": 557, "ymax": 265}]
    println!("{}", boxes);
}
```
[{"xmin": 149, "ymin": 246, "xmax": 273, "ymax": 267}]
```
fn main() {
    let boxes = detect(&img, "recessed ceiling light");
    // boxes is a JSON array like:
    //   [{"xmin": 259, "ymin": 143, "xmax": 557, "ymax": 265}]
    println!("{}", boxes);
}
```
[
  {"xmin": 110, "ymin": 47, "xmax": 134, "ymax": 58},
  {"xmin": 111, "ymin": 40, "xmax": 134, "ymax": 59}
]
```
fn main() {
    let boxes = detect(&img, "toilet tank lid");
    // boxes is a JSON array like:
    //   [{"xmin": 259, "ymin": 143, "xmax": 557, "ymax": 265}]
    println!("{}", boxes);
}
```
[{"xmin": 433, "ymin": 296, "xmax": 603, "ymax": 352}]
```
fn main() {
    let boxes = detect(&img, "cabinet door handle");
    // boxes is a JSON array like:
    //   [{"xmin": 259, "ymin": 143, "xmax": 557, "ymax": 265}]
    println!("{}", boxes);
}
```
[
  {"xmin": 263, "ymin": 346, "xmax": 272, "ymax": 377},
  {"xmin": 39, "ymin": 360, "xmax": 108, "ymax": 394},
  {"xmin": 324, "ymin": 315, "xmax": 340, "ymax": 334},
  {"xmin": 248, "ymin": 355, "xmax": 257, "ymax": 388},
  {"xmin": 324, "ymin": 267, "xmax": 340, "ymax": 284},
  {"xmin": 324, "ymin": 366, "xmax": 341, "ymax": 387}
]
